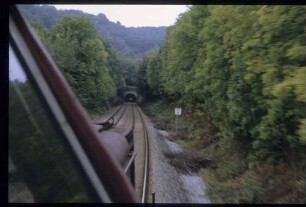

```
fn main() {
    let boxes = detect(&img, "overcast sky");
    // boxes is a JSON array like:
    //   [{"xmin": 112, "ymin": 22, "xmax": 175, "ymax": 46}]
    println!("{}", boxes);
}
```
[
  {"xmin": 53, "ymin": 5, "xmax": 189, "ymax": 27},
  {"xmin": 9, "ymin": 45, "xmax": 26, "ymax": 82}
]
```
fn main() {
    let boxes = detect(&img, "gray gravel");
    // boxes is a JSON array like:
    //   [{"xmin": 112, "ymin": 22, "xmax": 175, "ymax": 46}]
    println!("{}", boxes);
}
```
[
  {"xmin": 96, "ymin": 105, "xmax": 211, "ymax": 203},
  {"xmin": 180, "ymin": 175, "xmax": 210, "ymax": 203},
  {"xmin": 140, "ymin": 110, "xmax": 211, "ymax": 203},
  {"xmin": 165, "ymin": 139, "xmax": 183, "ymax": 154}
]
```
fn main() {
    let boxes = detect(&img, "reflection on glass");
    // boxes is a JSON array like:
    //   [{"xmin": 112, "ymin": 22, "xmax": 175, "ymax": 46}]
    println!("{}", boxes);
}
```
[
  {"xmin": 8, "ymin": 47, "xmax": 92, "ymax": 203},
  {"xmin": 9, "ymin": 45, "xmax": 26, "ymax": 82}
]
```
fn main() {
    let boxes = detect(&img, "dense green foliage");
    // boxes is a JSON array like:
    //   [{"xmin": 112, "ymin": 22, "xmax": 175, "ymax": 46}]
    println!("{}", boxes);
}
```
[
  {"xmin": 12, "ymin": 4, "xmax": 306, "ymax": 203},
  {"xmin": 49, "ymin": 16, "xmax": 116, "ymax": 113},
  {"xmin": 32, "ymin": 15, "xmax": 123, "ymax": 113},
  {"xmin": 9, "ymin": 80, "xmax": 91, "ymax": 202},
  {"xmin": 19, "ymin": 5, "xmax": 166, "ymax": 58},
  {"xmin": 136, "ymin": 50, "xmax": 165, "ymax": 100},
  {"xmin": 140, "ymin": 5, "xmax": 306, "ymax": 164},
  {"xmin": 120, "ymin": 57, "xmax": 140, "ymax": 86},
  {"xmin": 23, "ymin": 4, "xmax": 162, "ymax": 109}
]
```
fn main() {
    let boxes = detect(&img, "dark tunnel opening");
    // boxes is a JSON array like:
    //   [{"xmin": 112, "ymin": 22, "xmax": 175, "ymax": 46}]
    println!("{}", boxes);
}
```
[{"xmin": 124, "ymin": 94, "xmax": 137, "ymax": 102}]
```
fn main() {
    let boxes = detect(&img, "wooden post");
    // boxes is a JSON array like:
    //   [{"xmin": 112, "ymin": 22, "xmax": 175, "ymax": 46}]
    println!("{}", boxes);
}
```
[{"xmin": 152, "ymin": 192, "xmax": 155, "ymax": 203}]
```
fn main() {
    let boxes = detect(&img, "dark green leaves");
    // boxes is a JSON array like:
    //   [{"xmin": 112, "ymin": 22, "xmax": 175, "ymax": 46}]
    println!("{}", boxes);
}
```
[
  {"xmin": 46, "ymin": 16, "xmax": 116, "ymax": 113},
  {"xmin": 140, "ymin": 5, "xmax": 306, "ymax": 163}
]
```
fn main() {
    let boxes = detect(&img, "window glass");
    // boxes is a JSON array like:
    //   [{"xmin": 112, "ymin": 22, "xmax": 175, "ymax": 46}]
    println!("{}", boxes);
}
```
[{"xmin": 8, "ymin": 46, "xmax": 94, "ymax": 203}]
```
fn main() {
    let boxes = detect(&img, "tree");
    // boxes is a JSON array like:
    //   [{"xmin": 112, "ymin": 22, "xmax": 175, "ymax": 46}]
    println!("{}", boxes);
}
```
[
  {"xmin": 48, "ymin": 15, "xmax": 116, "ymax": 113},
  {"xmin": 146, "ymin": 49, "xmax": 163, "ymax": 97},
  {"xmin": 142, "ymin": 5, "xmax": 306, "ymax": 164}
]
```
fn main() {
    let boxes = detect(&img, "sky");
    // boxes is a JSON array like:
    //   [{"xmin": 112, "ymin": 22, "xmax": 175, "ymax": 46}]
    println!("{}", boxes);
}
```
[
  {"xmin": 9, "ymin": 5, "xmax": 190, "ymax": 82},
  {"xmin": 9, "ymin": 45, "xmax": 27, "ymax": 82},
  {"xmin": 53, "ymin": 5, "xmax": 190, "ymax": 27}
]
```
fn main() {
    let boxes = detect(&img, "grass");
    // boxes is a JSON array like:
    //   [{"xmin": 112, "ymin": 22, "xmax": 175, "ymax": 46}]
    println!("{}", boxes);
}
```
[{"xmin": 142, "ymin": 99, "xmax": 306, "ymax": 204}]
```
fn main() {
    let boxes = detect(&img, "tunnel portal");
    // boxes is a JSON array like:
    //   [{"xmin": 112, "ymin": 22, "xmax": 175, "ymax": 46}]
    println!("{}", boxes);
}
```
[
  {"xmin": 124, "ymin": 93, "xmax": 137, "ymax": 102},
  {"xmin": 123, "ymin": 86, "xmax": 138, "ymax": 102}
]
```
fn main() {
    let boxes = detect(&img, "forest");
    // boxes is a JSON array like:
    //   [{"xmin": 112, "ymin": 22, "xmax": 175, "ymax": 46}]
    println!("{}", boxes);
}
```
[
  {"xmin": 17, "ymin": 4, "xmax": 169, "ymax": 114},
  {"xmin": 9, "ymin": 8, "xmax": 159, "ymax": 202},
  {"xmin": 9, "ymin": 80, "xmax": 91, "ymax": 202},
  {"xmin": 10, "ymin": 5, "xmax": 306, "ymax": 203},
  {"xmin": 138, "ymin": 5, "xmax": 306, "ymax": 203},
  {"xmin": 19, "ymin": 5, "xmax": 166, "ymax": 58},
  {"xmin": 141, "ymin": 4, "xmax": 306, "ymax": 164}
]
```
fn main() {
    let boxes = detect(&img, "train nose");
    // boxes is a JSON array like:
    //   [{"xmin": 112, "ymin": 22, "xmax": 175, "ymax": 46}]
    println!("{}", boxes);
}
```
[{"xmin": 98, "ymin": 131, "xmax": 130, "ymax": 167}]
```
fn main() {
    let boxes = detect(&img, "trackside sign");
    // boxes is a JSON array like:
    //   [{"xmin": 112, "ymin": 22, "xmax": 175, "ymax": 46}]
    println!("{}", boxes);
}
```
[{"xmin": 174, "ymin": 108, "xmax": 182, "ymax": 116}]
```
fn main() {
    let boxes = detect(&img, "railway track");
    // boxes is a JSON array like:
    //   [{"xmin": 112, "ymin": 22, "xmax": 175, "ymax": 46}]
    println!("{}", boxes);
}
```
[
  {"xmin": 94, "ymin": 103, "xmax": 124, "ymax": 123},
  {"xmin": 113, "ymin": 105, "xmax": 128, "ymax": 126},
  {"xmin": 134, "ymin": 105, "xmax": 150, "ymax": 203},
  {"xmin": 95, "ymin": 103, "xmax": 150, "ymax": 203}
]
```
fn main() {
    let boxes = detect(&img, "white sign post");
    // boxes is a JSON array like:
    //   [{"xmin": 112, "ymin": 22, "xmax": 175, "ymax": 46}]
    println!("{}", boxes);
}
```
[
  {"xmin": 175, "ymin": 108, "xmax": 182, "ymax": 116},
  {"xmin": 174, "ymin": 107, "xmax": 182, "ymax": 133}
]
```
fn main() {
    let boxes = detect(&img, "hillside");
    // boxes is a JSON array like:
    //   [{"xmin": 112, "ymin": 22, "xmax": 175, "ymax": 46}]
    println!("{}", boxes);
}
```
[
  {"xmin": 138, "ymin": 5, "xmax": 306, "ymax": 203},
  {"xmin": 19, "ymin": 5, "xmax": 167, "ymax": 58}
]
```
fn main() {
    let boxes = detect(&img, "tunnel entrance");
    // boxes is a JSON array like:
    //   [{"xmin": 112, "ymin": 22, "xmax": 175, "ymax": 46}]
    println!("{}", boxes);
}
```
[{"xmin": 124, "ymin": 93, "xmax": 137, "ymax": 102}]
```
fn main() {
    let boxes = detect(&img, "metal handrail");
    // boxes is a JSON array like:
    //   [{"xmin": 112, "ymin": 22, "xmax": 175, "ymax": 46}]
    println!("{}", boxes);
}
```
[{"xmin": 124, "ymin": 152, "xmax": 137, "ymax": 174}]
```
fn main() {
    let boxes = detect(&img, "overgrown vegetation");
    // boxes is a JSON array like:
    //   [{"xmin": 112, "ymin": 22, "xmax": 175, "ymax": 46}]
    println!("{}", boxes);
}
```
[
  {"xmin": 10, "ymin": 9, "xmax": 143, "ymax": 203},
  {"xmin": 143, "ymin": 99, "xmax": 306, "ymax": 203},
  {"xmin": 139, "ymin": 5, "xmax": 306, "ymax": 203},
  {"xmin": 9, "ymin": 80, "xmax": 92, "ymax": 202},
  {"xmin": 28, "ymin": 10, "xmax": 155, "ymax": 114},
  {"xmin": 31, "ymin": 15, "xmax": 123, "ymax": 114},
  {"xmin": 20, "ymin": 5, "xmax": 166, "ymax": 58},
  {"xmin": 11, "ymin": 4, "xmax": 306, "ymax": 203}
]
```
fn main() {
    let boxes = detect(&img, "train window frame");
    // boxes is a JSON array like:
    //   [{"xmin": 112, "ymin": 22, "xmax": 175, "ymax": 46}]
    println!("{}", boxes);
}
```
[
  {"xmin": 9, "ymin": 44, "xmax": 110, "ymax": 203},
  {"xmin": 9, "ymin": 5, "xmax": 137, "ymax": 203}
]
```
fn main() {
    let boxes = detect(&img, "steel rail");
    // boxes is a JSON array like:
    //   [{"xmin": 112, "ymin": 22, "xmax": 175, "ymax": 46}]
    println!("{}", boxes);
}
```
[
  {"xmin": 111, "ymin": 104, "xmax": 136, "ymax": 185},
  {"xmin": 94, "ymin": 104, "xmax": 123, "ymax": 124},
  {"xmin": 94, "ymin": 105, "xmax": 121, "ymax": 124},
  {"xmin": 130, "ymin": 104, "xmax": 136, "ymax": 188},
  {"xmin": 114, "ymin": 104, "xmax": 134, "ymax": 130},
  {"xmin": 123, "ymin": 104, "xmax": 135, "ymax": 134},
  {"xmin": 123, "ymin": 104, "xmax": 136, "ymax": 187},
  {"xmin": 95, "ymin": 104, "xmax": 127, "ymax": 132},
  {"xmin": 124, "ymin": 152, "xmax": 136, "ymax": 174},
  {"xmin": 135, "ymin": 105, "xmax": 149, "ymax": 203},
  {"xmin": 104, "ymin": 104, "xmax": 124, "ymax": 123},
  {"xmin": 114, "ymin": 104, "xmax": 128, "ymax": 126},
  {"xmin": 130, "ymin": 104, "xmax": 136, "ymax": 130}
]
